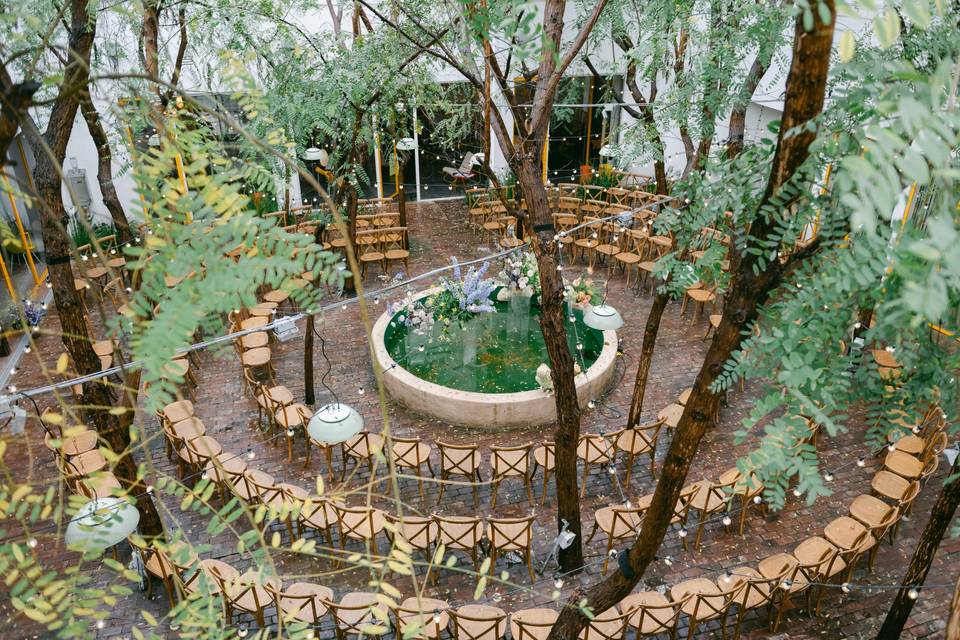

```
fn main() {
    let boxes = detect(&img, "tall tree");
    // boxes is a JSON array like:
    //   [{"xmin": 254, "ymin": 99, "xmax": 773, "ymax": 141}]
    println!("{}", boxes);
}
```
[
  {"xmin": 548, "ymin": 0, "xmax": 836, "ymax": 634},
  {"xmin": 79, "ymin": 96, "xmax": 134, "ymax": 244},
  {"xmin": 26, "ymin": 0, "xmax": 164, "ymax": 537},
  {"xmin": 876, "ymin": 454, "xmax": 960, "ymax": 638}
]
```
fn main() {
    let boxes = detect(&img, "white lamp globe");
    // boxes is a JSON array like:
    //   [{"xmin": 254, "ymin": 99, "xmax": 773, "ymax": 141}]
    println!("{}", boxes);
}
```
[
  {"xmin": 65, "ymin": 497, "xmax": 140, "ymax": 551},
  {"xmin": 396, "ymin": 137, "xmax": 417, "ymax": 151},
  {"xmin": 583, "ymin": 304, "xmax": 623, "ymax": 331},
  {"xmin": 308, "ymin": 403, "xmax": 364, "ymax": 444}
]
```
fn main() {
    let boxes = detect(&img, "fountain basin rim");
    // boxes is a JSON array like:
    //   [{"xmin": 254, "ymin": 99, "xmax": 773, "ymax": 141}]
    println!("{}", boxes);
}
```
[{"xmin": 370, "ymin": 287, "xmax": 618, "ymax": 427}]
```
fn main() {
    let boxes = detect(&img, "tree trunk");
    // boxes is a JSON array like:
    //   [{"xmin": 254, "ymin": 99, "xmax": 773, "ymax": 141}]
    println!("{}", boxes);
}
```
[
  {"xmin": 727, "ymin": 54, "xmax": 771, "ymax": 159},
  {"xmin": 627, "ymin": 290, "xmax": 668, "ymax": 427},
  {"xmin": 142, "ymin": 0, "xmax": 162, "ymax": 102},
  {"xmin": 513, "ymin": 153, "xmax": 584, "ymax": 572},
  {"xmin": 304, "ymin": 315, "xmax": 316, "ymax": 405},
  {"xmin": 30, "ymin": 0, "xmax": 164, "ymax": 539},
  {"xmin": 947, "ymin": 572, "xmax": 960, "ymax": 640},
  {"xmin": 876, "ymin": 457, "xmax": 960, "ymax": 639},
  {"xmin": 547, "ymin": 2, "xmax": 835, "ymax": 636},
  {"xmin": 0, "ymin": 65, "xmax": 40, "ymax": 162},
  {"xmin": 79, "ymin": 95, "xmax": 134, "ymax": 244}
]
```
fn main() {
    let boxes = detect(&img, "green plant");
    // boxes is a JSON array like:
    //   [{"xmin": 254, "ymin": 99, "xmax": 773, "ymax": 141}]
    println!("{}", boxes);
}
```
[{"xmin": 69, "ymin": 220, "xmax": 116, "ymax": 248}]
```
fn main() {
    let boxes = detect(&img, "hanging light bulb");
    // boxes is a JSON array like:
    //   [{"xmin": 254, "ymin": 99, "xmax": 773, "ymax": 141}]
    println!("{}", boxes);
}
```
[
  {"xmin": 907, "ymin": 588, "xmax": 919, "ymax": 600},
  {"xmin": 722, "ymin": 515, "xmax": 732, "ymax": 527},
  {"xmin": 856, "ymin": 455, "xmax": 866, "ymax": 467}
]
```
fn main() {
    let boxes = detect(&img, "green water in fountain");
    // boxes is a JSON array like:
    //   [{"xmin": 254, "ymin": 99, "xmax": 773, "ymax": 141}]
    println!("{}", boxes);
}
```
[{"xmin": 383, "ymin": 294, "xmax": 605, "ymax": 393}]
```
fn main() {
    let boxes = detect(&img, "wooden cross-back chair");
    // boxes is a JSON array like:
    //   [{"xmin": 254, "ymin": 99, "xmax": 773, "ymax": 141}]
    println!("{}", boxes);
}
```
[
  {"xmin": 586, "ymin": 503, "xmax": 647, "ymax": 573},
  {"xmin": 449, "ymin": 604, "xmax": 507, "ymax": 640},
  {"xmin": 620, "ymin": 591, "xmax": 687, "ymax": 640},
  {"xmin": 489, "ymin": 443, "xmax": 534, "ymax": 507},
  {"xmin": 267, "ymin": 581, "xmax": 334, "ymax": 628},
  {"xmin": 486, "ymin": 515, "xmax": 536, "ymax": 582},
  {"xmin": 576, "ymin": 433, "xmax": 615, "ymax": 497},
  {"xmin": 436, "ymin": 441, "xmax": 483, "ymax": 507},
  {"xmin": 612, "ymin": 419, "xmax": 665, "ymax": 485},
  {"xmin": 688, "ymin": 477, "xmax": 738, "ymax": 551},
  {"xmin": 379, "ymin": 226, "xmax": 410, "ymax": 274},
  {"xmin": 532, "ymin": 441, "xmax": 555, "ymax": 505},
  {"xmin": 434, "ymin": 514, "xmax": 484, "ymax": 571},
  {"xmin": 355, "ymin": 228, "xmax": 386, "ymax": 278},
  {"xmin": 391, "ymin": 437, "xmax": 435, "ymax": 498},
  {"xmin": 334, "ymin": 504, "xmax": 386, "ymax": 562}
]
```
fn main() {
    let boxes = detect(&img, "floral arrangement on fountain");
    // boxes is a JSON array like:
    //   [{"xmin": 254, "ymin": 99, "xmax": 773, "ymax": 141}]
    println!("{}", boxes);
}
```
[
  {"xmin": 497, "ymin": 251, "xmax": 540, "ymax": 300},
  {"xmin": 564, "ymin": 276, "xmax": 604, "ymax": 308},
  {"xmin": 535, "ymin": 361, "xmax": 582, "ymax": 394},
  {"xmin": 428, "ymin": 257, "xmax": 496, "ymax": 328},
  {"xmin": 388, "ymin": 291, "xmax": 436, "ymax": 334}
]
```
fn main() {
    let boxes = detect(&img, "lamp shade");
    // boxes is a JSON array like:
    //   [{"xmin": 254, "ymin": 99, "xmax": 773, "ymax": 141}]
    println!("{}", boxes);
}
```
[
  {"xmin": 308, "ymin": 403, "xmax": 364, "ymax": 444},
  {"xmin": 583, "ymin": 304, "xmax": 623, "ymax": 331},
  {"xmin": 302, "ymin": 147, "xmax": 329, "ymax": 166},
  {"xmin": 147, "ymin": 134, "xmax": 160, "ymax": 147},
  {"xmin": 598, "ymin": 145, "xmax": 614, "ymax": 158},
  {"xmin": 396, "ymin": 137, "xmax": 417, "ymax": 151},
  {"xmin": 65, "ymin": 497, "xmax": 140, "ymax": 551}
]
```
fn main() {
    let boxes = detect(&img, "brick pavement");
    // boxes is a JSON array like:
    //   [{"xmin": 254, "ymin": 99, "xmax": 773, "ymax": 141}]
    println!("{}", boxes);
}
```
[{"xmin": 1, "ymin": 199, "xmax": 956, "ymax": 639}]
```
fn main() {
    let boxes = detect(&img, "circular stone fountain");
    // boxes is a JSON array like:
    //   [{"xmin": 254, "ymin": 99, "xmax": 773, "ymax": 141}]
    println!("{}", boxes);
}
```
[{"xmin": 370, "ymin": 288, "xmax": 618, "ymax": 427}]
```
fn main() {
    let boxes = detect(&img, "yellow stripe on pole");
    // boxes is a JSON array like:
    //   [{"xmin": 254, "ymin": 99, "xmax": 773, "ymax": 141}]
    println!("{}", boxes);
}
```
[
  {"xmin": 900, "ymin": 182, "xmax": 917, "ymax": 233},
  {"xmin": 811, "ymin": 163, "xmax": 833, "ymax": 236},
  {"xmin": 1, "ymin": 173, "xmax": 40, "ymax": 284},
  {"xmin": 0, "ymin": 251, "xmax": 15, "ymax": 302},
  {"xmin": 542, "ymin": 130, "xmax": 549, "ymax": 184}
]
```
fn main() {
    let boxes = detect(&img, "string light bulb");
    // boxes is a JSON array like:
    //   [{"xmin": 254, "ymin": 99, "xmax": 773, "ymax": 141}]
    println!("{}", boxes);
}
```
[{"xmin": 907, "ymin": 588, "xmax": 919, "ymax": 600}]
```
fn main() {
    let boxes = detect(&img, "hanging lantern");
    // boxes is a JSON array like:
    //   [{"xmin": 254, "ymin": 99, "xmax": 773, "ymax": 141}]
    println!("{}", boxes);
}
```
[
  {"xmin": 583, "ymin": 304, "xmax": 624, "ymax": 331},
  {"xmin": 396, "ymin": 137, "xmax": 417, "ymax": 151},
  {"xmin": 65, "ymin": 497, "xmax": 140, "ymax": 551},
  {"xmin": 307, "ymin": 403, "xmax": 364, "ymax": 444}
]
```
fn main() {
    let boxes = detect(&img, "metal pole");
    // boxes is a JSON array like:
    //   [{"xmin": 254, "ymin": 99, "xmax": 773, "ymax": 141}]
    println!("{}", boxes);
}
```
[{"xmin": 373, "ymin": 117, "xmax": 384, "ymax": 200}]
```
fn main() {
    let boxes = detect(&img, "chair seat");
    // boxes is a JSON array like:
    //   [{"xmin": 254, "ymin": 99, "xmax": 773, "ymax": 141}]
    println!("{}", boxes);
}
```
[
  {"xmin": 241, "ymin": 332, "xmax": 270, "ymax": 350},
  {"xmin": 595, "ymin": 244, "xmax": 619, "ymax": 257},
  {"xmin": 92, "ymin": 340, "xmax": 115, "ymax": 357},
  {"xmin": 687, "ymin": 288, "xmax": 715, "ymax": 303},
  {"xmin": 85, "ymin": 266, "xmax": 108, "ymax": 279},
  {"xmin": 717, "ymin": 467, "xmax": 763, "ymax": 496},
  {"xmin": 204, "ymin": 454, "xmax": 247, "ymax": 482},
  {"xmin": 614, "ymin": 252, "xmax": 640, "ymax": 264},
  {"xmin": 670, "ymin": 578, "xmax": 724, "ymax": 618},
  {"xmin": 891, "ymin": 434, "xmax": 924, "ymax": 455},
  {"xmin": 824, "ymin": 516, "xmax": 874, "ymax": 552},
  {"xmin": 635, "ymin": 493, "xmax": 686, "ymax": 525},
  {"xmin": 574, "ymin": 239, "xmax": 599, "ymax": 249},
  {"xmin": 336, "ymin": 592, "xmax": 390, "ymax": 633},
  {"xmin": 688, "ymin": 480, "xmax": 728, "ymax": 513},
  {"xmin": 106, "ymin": 257, "xmax": 126, "ymax": 269},
  {"xmin": 638, "ymin": 261, "xmax": 656, "ymax": 273},
  {"xmin": 794, "ymin": 536, "xmax": 847, "ymax": 578},
  {"xmin": 722, "ymin": 567, "xmax": 769, "ymax": 609},
  {"xmin": 385, "ymin": 249, "xmax": 410, "ymax": 260},
  {"xmin": 534, "ymin": 446, "xmax": 555, "ymax": 471},
  {"xmin": 872, "ymin": 470, "xmax": 911, "ymax": 501},
  {"xmin": 66, "ymin": 449, "xmax": 108, "ymax": 476},
  {"xmin": 758, "ymin": 553, "xmax": 808, "ymax": 593},
  {"xmin": 240, "ymin": 317, "xmax": 269, "ymax": 330},
  {"xmin": 81, "ymin": 471, "xmax": 123, "ymax": 499},
  {"xmin": 578, "ymin": 605, "xmax": 623, "ymax": 640},
  {"xmin": 657, "ymin": 404, "xmax": 684, "ymax": 428},
  {"xmin": 263, "ymin": 289, "xmax": 290, "ymax": 304},
  {"xmin": 162, "ymin": 360, "xmax": 190, "ymax": 379},
  {"xmin": 872, "ymin": 348, "xmax": 901, "ymax": 369},
  {"xmin": 849, "ymin": 494, "xmax": 893, "ymax": 528},
  {"xmin": 393, "ymin": 442, "xmax": 432, "ymax": 468},
  {"xmin": 61, "ymin": 430, "xmax": 99, "ymax": 456},
  {"xmin": 170, "ymin": 417, "xmax": 205, "ymax": 441},
  {"xmin": 242, "ymin": 347, "xmax": 272, "ymax": 367},
  {"xmin": 249, "ymin": 302, "xmax": 277, "ymax": 317},
  {"xmin": 279, "ymin": 582, "xmax": 333, "ymax": 622},
  {"xmin": 709, "ymin": 314, "xmax": 722, "ymax": 328},
  {"xmin": 678, "ymin": 388, "xmax": 692, "ymax": 405},
  {"xmin": 360, "ymin": 252, "xmax": 385, "ymax": 262},
  {"xmin": 275, "ymin": 403, "xmax": 310, "ymax": 428},
  {"xmin": 884, "ymin": 450, "xmax": 923, "ymax": 479},
  {"xmin": 621, "ymin": 591, "xmax": 673, "ymax": 634},
  {"xmin": 257, "ymin": 385, "xmax": 294, "ymax": 408},
  {"xmin": 593, "ymin": 506, "xmax": 642, "ymax": 539}
]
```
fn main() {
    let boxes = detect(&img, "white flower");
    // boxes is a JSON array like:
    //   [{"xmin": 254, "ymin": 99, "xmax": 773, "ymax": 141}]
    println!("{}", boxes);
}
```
[
  {"xmin": 536, "ymin": 363, "xmax": 553, "ymax": 394},
  {"xmin": 496, "ymin": 288, "xmax": 512, "ymax": 301}
]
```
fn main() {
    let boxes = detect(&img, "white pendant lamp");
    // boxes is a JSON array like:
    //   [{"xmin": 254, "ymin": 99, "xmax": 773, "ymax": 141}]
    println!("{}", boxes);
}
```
[
  {"xmin": 396, "ymin": 137, "xmax": 417, "ymax": 151},
  {"xmin": 308, "ymin": 403, "xmax": 364, "ymax": 444},
  {"xmin": 65, "ymin": 497, "xmax": 140, "ymax": 551},
  {"xmin": 583, "ymin": 304, "xmax": 624, "ymax": 331},
  {"xmin": 302, "ymin": 147, "xmax": 329, "ymax": 166}
]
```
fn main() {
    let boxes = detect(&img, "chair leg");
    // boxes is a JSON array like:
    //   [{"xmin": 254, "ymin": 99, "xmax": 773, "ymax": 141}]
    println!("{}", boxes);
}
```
[
  {"xmin": 437, "ymin": 472, "xmax": 448, "ymax": 505},
  {"xmin": 491, "ymin": 479, "xmax": 501, "ymax": 509},
  {"xmin": 525, "ymin": 548, "xmax": 535, "ymax": 583},
  {"xmin": 580, "ymin": 461, "xmax": 590, "ymax": 498},
  {"xmin": 523, "ymin": 474, "xmax": 534, "ymax": 505}
]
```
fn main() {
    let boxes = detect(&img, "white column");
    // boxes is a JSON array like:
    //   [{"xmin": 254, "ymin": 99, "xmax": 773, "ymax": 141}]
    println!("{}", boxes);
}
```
[
  {"xmin": 412, "ymin": 104, "xmax": 422, "ymax": 202},
  {"xmin": 373, "ymin": 115, "xmax": 384, "ymax": 199}
]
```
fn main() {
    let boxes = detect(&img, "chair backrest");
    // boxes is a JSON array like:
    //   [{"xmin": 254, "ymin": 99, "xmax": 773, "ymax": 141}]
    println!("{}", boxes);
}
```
[
  {"xmin": 379, "ymin": 227, "xmax": 408, "ymax": 252},
  {"xmin": 535, "ymin": 441, "xmax": 556, "ymax": 470},
  {"xmin": 723, "ymin": 571, "xmax": 778, "ymax": 610},
  {"xmin": 342, "ymin": 431, "xmax": 381, "ymax": 460},
  {"xmin": 300, "ymin": 496, "xmax": 342, "ymax": 529},
  {"xmin": 245, "ymin": 470, "xmax": 282, "ymax": 503},
  {"xmin": 437, "ymin": 441, "xmax": 481, "ymax": 475},
  {"xmin": 224, "ymin": 571, "xmax": 278, "ymax": 613},
  {"xmin": 578, "ymin": 605, "xmax": 629, "ymax": 640},
  {"xmin": 386, "ymin": 514, "xmax": 438, "ymax": 551},
  {"xmin": 268, "ymin": 582, "xmax": 333, "ymax": 625},
  {"xmin": 449, "ymin": 605, "xmax": 507, "ymax": 640},
  {"xmin": 578, "ymin": 433, "xmax": 613, "ymax": 463},
  {"xmin": 487, "ymin": 516, "xmax": 534, "ymax": 552},
  {"xmin": 674, "ymin": 483, "xmax": 700, "ymax": 521},
  {"xmin": 336, "ymin": 505, "xmax": 383, "ymax": 541},
  {"xmin": 704, "ymin": 477, "xmax": 739, "ymax": 512},
  {"xmin": 434, "ymin": 515, "xmax": 483, "ymax": 550},
  {"xmin": 793, "ymin": 539, "xmax": 841, "ymax": 582},
  {"xmin": 392, "ymin": 437, "xmax": 432, "ymax": 470},
  {"xmin": 898, "ymin": 480, "xmax": 922, "ymax": 514},
  {"xmin": 614, "ymin": 420, "xmax": 664, "ymax": 452},
  {"xmin": 355, "ymin": 229, "xmax": 384, "ymax": 255},
  {"xmin": 490, "ymin": 443, "xmax": 532, "ymax": 478},
  {"xmin": 459, "ymin": 153, "xmax": 476, "ymax": 173},
  {"xmin": 511, "ymin": 610, "xmax": 558, "ymax": 640},
  {"xmin": 686, "ymin": 584, "xmax": 736, "ymax": 624},
  {"xmin": 608, "ymin": 504, "xmax": 647, "ymax": 540},
  {"xmin": 623, "ymin": 593, "xmax": 685, "ymax": 635}
]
